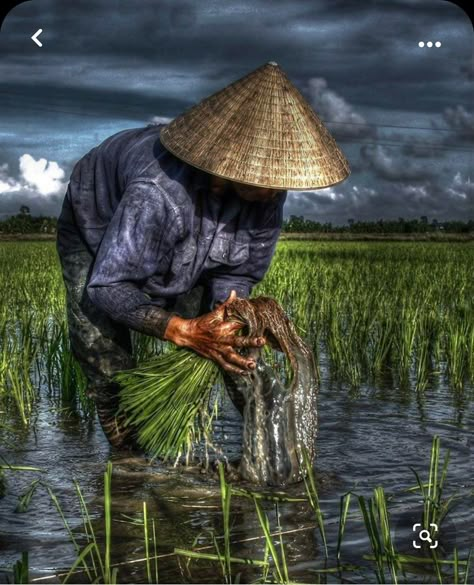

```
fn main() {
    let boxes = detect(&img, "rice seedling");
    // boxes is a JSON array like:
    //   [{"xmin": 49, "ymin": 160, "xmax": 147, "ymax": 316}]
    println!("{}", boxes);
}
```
[
  {"xmin": 3, "ymin": 432, "xmax": 468, "ymax": 585},
  {"xmin": 410, "ymin": 435, "xmax": 456, "ymax": 535},
  {"xmin": 0, "ymin": 240, "xmax": 472, "ymax": 437},
  {"xmin": 117, "ymin": 348, "xmax": 223, "ymax": 460},
  {"xmin": 218, "ymin": 462, "xmax": 233, "ymax": 582},
  {"xmin": 142, "ymin": 501, "xmax": 160, "ymax": 584},
  {"xmin": 39, "ymin": 462, "xmax": 118, "ymax": 584},
  {"xmin": 103, "ymin": 461, "xmax": 115, "ymax": 584},
  {"xmin": 173, "ymin": 548, "xmax": 269, "ymax": 569},
  {"xmin": 302, "ymin": 448, "xmax": 328, "ymax": 559},
  {"xmin": 336, "ymin": 492, "xmax": 352, "ymax": 562},
  {"xmin": 460, "ymin": 548, "xmax": 472, "ymax": 585},
  {"xmin": 12, "ymin": 552, "xmax": 29, "ymax": 584},
  {"xmin": 0, "ymin": 458, "xmax": 43, "ymax": 498},
  {"xmin": 446, "ymin": 310, "xmax": 470, "ymax": 391},
  {"xmin": 15, "ymin": 478, "xmax": 41, "ymax": 513},
  {"xmin": 357, "ymin": 486, "xmax": 401, "ymax": 583},
  {"xmin": 0, "ymin": 331, "xmax": 37, "ymax": 425},
  {"xmin": 151, "ymin": 513, "xmax": 159, "ymax": 584},
  {"xmin": 175, "ymin": 465, "xmax": 271, "ymax": 583},
  {"xmin": 252, "ymin": 497, "xmax": 289, "ymax": 583}
]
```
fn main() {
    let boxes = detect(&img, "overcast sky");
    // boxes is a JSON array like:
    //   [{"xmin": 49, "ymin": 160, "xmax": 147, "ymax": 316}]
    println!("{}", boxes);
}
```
[{"xmin": 0, "ymin": 0, "xmax": 472, "ymax": 224}]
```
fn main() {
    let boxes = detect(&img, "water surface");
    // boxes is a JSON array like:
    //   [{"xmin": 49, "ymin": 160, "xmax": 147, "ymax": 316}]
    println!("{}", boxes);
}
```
[{"xmin": 0, "ymin": 351, "xmax": 473, "ymax": 583}]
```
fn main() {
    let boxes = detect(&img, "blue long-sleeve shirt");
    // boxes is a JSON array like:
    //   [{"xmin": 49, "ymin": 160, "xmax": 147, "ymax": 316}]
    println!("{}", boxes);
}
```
[{"xmin": 57, "ymin": 124, "xmax": 286, "ymax": 338}]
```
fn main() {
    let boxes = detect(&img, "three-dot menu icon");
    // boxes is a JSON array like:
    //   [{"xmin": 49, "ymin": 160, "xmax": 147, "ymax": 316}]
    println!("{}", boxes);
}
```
[{"xmin": 418, "ymin": 41, "xmax": 442, "ymax": 48}]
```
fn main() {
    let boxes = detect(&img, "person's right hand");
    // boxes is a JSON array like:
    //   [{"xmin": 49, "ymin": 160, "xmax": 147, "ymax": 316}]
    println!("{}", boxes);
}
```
[{"xmin": 163, "ymin": 290, "xmax": 266, "ymax": 375}]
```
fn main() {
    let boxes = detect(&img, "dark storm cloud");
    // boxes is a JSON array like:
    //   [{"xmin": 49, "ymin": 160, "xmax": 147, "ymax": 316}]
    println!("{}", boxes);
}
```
[
  {"xmin": 460, "ymin": 60, "xmax": 474, "ymax": 80},
  {"xmin": 0, "ymin": 189, "xmax": 63, "ymax": 217},
  {"xmin": 2, "ymin": 0, "xmax": 471, "ymax": 113},
  {"xmin": 400, "ymin": 136, "xmax": 447, "ymax": 158},
  {"xmin": 442, "ymin": 105, "xmax": 474, "ymax": 140},
  {"xmin": 0, "ymin": 0, "xmax": 472, "ymax": 222},
  {"xmin": 285, "ymin": 172, "xmax": 473, "ymax": 224},
  {"xmin": 360, "ymin": 145, "xmax": 435, "ymax": 182},
  {"xmin": 307, "ymin": 78, "xmax": 376, "ymax": 140}
]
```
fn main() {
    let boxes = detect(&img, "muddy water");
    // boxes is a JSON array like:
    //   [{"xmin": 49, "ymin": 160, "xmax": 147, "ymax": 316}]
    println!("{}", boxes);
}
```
[{"xmin": 0, "ymin": 350, "xmax": 473, "ymax": 584}]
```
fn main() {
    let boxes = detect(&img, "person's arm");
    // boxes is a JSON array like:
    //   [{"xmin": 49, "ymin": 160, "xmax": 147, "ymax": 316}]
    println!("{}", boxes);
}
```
[
  {"xmin": 87, "ymin": 181, "xmax": 265, "ymax": 374},
  {"xmin": 86, "ymin": 181, "xmax": 178, "ymax": 338}
]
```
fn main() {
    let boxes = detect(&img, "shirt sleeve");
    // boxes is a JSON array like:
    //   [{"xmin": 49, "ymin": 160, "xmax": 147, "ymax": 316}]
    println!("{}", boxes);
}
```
[
  {"xmin": 86, "ymin": 181, "xmax": 178, "ymax": 338},
  {"xmin": 207, "ymin": 191, "xmax": 286, "ymax": 308}
]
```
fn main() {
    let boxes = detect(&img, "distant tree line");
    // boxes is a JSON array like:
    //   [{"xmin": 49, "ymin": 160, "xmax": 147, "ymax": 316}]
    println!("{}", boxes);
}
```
[
  {"xmin": 0, "ymin": 207, "xmax": 472, "ymax": 235},
  {"xmin": 282, "ymin": 215, "xmax": 474, "ymax": 234},
  {"xmin": 0, "ymin": 206, "xmax": 57, "ymax": 234}
]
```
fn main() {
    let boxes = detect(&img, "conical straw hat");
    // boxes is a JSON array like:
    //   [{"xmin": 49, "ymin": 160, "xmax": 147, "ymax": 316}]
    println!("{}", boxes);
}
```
[{"xmin": 160, "ymin": 62, "xmax": 350, "ymax": 190}]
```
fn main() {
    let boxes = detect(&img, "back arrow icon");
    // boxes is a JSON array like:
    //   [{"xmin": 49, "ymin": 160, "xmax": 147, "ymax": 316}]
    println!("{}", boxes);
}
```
[{"xmin": 31, "ymin": 29, "xmax": 43, "ymax": 47}]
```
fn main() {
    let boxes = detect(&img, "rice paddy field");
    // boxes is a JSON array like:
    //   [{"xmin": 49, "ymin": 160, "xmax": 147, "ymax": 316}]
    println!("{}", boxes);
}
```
[{"xmin": 0, "ymin": 239, "xmax": 473, "ymax": 584}]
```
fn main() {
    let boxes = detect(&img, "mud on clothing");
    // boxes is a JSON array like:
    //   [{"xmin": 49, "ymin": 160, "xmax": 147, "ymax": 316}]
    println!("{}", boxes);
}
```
[
  {"xmin": 56, "ymin": 124, "xmax": 286, "ymax": 445},
  {"xmin": 58, "ymin": 246, "xmax": 208, "ymax": 448}
]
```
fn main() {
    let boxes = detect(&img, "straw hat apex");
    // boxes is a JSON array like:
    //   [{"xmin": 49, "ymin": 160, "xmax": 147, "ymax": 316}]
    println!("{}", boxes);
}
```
[{"xmin": 160, "ymin": 61, "xmax": 350, "ymax": 190}]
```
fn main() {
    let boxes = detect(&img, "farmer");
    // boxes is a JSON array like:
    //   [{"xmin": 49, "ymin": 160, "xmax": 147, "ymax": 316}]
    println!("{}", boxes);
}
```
[{"xmin": 56, "ymin": 62, "xmax": 349, "ymax": 448}]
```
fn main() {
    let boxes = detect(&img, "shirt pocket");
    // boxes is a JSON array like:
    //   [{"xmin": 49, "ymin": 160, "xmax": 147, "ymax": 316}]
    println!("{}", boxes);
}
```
[
  {"xmin": 209, "ymin": 235, "xmax": 249, "ymax": 266},
  {"xmin": 170, "ymin": 237, "xmax": 197, "ymax": 275}
]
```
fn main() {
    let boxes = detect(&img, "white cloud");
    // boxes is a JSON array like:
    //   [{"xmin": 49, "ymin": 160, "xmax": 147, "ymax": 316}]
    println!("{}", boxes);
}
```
[
  {"xmin": 148, "ymin": 115, "xmax": 173, "ymax": 125},
  {"xmin": 446, "ymin": 172, "xmax": 473, "ymax": 200},
  {"xmin": 0, "ymin": 155, "xmax": 66, "ymax": 198},
  {"xmin": 0, "ymin": 163, "xmax": 22, "ymax": 193},
  {"xmin": 307, "ymin": 78, "xmax": 375, "ymax": 139},
  {"xmin": 19, "ymin": 154, "xmax": 66, "ymax": 196},
  {"xmin": 318, "ymin": 186, "xmax": 345, "ymax": 201},
  {"xmin": 284, "ymin": 174, "xmax": 473, "ymax": 224},
  {"xmin": 442, "ymin": 105, "xmax": 474, "ymax": 138},
  {"xmin": 0, "ymin": 155, "xmax": 67, "ymax": 217}
]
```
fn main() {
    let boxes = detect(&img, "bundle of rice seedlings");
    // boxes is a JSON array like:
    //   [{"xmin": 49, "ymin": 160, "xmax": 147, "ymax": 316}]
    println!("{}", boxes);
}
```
[{"xmin": 116, "ymin": 347, "xmax": 224, "ymax": 461}]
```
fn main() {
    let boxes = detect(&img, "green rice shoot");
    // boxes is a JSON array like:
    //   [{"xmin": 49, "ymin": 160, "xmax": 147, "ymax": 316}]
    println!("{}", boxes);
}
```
[{"xmin": 116, "ymin": 347, "xmax": 224, "ymax": 461}]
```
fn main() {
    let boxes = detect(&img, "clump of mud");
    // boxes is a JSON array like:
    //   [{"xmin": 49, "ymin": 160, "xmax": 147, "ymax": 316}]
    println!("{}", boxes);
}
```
[{"xmin": 223, "ymin": 297, "xmax": 319, "ymax": 487}]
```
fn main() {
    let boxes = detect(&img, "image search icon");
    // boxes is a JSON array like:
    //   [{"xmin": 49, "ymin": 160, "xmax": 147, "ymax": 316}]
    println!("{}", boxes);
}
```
[{"xmin": 413, "ymin": 523, "xmax": 439, "ymax": 549}]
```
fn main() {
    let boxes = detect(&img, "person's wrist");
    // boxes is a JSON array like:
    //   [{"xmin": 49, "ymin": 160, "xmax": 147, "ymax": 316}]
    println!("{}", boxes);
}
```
[{"xmin": 163, "ymin": 315, "xmax": 191, "ymax": 346}]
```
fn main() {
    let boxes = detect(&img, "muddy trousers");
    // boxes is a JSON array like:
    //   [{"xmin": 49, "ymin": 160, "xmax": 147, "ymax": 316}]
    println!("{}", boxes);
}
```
[{"xmin": 58, "ymin": 247, "xmax": 207, "ymax": 449}]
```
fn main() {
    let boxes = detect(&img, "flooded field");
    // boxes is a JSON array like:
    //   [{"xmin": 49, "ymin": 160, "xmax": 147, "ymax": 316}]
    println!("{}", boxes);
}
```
[{"xmin": 0, "ymin": 241, "xmax": 473, "ymax": 583}]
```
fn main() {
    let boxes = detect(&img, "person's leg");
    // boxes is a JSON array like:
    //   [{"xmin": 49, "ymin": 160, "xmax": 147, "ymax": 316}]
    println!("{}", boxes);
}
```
[{"xmin": 58, "ymin": 246, "xmax": 137, "ymax": 448}]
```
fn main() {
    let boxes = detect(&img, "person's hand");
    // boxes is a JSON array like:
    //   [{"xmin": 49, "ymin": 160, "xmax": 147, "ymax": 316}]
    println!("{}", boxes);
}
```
[{"xmin": 163, "ymin": 290, "xmax": 266, "ymax": 375}]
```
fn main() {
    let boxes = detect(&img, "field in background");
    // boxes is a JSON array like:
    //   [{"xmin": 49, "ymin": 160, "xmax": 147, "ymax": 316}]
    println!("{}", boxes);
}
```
[
  {"xmin": 1, "ymin": 231, "xmax": 473, "ymax": 242},
  {"xmin": 280, "ymin": 232, "xmax": 474, "ymax": 241}
]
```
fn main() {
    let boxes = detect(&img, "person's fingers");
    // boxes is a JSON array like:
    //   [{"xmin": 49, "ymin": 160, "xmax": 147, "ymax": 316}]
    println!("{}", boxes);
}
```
[
  {"xmin": 224, "ymin": 290, "xmax": 238, "ymax": 304},
  {"xmin": 221, "ymin": 346, "xmax": 256, "ymax": 370},
  {"xmin": 209, "ymin": 350, "xmax": 247, "ymax": 376},
  {"xmin": 219, "ymin": 335, "xmax": 266, "ymax": 348},
  {"xmin": 234, "ymin": 335, "xmax": 266, "ymax": 348}
]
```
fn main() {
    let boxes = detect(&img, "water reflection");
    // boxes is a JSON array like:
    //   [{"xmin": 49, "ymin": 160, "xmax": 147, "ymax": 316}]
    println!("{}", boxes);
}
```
[{"xmin": 0, "ymin": 352, "xmax": 472, "ymax": 583}]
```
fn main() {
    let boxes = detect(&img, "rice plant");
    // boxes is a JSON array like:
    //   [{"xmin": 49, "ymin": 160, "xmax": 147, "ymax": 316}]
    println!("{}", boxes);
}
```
[
  {"xmin": 357, "ymin": 486, "xmax": 401, "ymax": 583},
  {"xmin": 410, "ymin": 435, "xmax": 456, "ymax": 535},
  {"xmin": 12, "ymin": 552, "xmax": 29, "ymax": 584},
  {"xmin": 0, "ymin": 240, "xmax": 472, "ymax": 435},
  {"xmin": 116, "ymin": 348, "xmax": 223, "ymax": 460},
  {"xmin": 5, "ymin": 434, "xmax": 468, "ymax": 585}
]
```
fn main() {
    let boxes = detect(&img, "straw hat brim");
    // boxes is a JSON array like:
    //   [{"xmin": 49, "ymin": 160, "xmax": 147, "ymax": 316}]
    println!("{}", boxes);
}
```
[
  {"xmin": 159, "ymin": 62, "xmax": 351, "ymax": 191},
  {"xmin": 160, "ymin": 127, "xmax": 351, "ymax": 191}
]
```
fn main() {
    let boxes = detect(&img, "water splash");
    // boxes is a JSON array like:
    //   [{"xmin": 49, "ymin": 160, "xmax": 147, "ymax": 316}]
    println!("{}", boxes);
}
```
[{"xmin": 224, "ymin": 297, "xmax": 319, "ymax": 486}]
